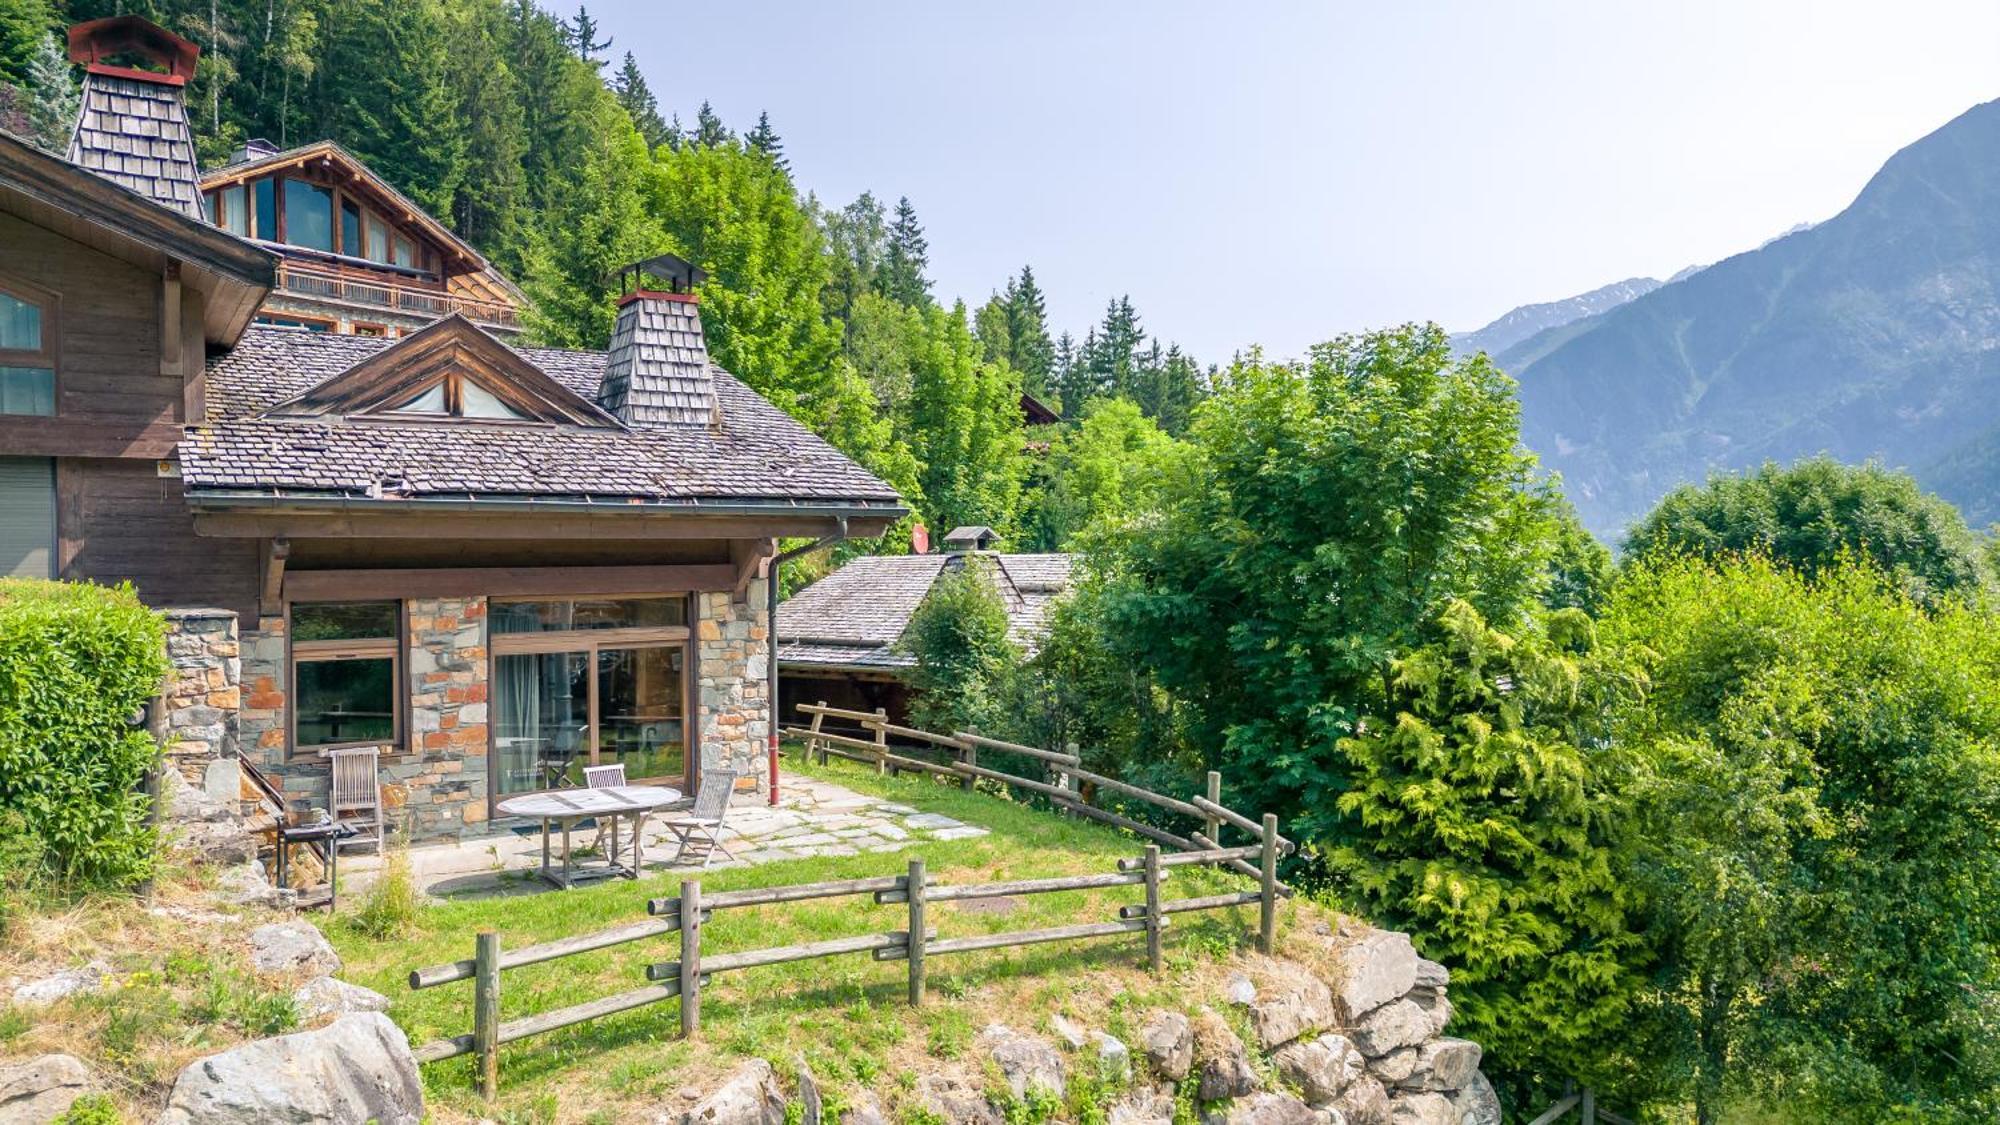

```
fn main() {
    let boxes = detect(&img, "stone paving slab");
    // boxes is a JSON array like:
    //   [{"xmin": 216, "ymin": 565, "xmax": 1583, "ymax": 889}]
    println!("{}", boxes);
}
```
[{"xmin": 345, "ymin": 770, "xmax": 988, "ymax": 897}]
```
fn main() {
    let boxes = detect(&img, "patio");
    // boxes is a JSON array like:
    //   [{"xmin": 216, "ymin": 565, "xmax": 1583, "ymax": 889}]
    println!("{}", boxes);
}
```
[{"xmin": 341, "ymin": 769, "xmax": 990, "ymax": 897}]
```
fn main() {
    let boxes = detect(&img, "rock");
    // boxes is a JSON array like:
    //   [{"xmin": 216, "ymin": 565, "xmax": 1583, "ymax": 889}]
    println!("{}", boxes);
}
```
[
  {"xmin": 1246, "ymin": 964, "xmax": 1335, "ymax": 1049},
  {"xmin": 837, "ymin": 1092, "xmax": 888, "ymax": 1125},
  {"xmin": 293, "ymin": 977, "xmax": 391, "ymax": 1021},
  {"xmin": 1272, "ymin": 1033, "xmax": 1367, "ymax": 1105},
  {"xmin": 1093, "ymin": 1031, "xmax": 1132, "ymax": 1081},
  {"xmin": 250, "ymin": 920, "xmax": 342, "ymax": 975},
  {"xmin": 979, "ymin": 1024, "xmax": 1064, "ymax": 1101},
  {"xmin": 1445, "ymin": 1073, "xmax": 1500, "ymax": 1125},
  {"xmin": 796, "ymin": 1057, "xmax": 822, "ymax": 1125},
  {"xmin": 1050, "ymin": 1013, "xmax": 1089, "ymax": 1049},
  {"xmin": 1331, "ymin": 932, "xmax": 1419, "ymax": 1022},
  {"xmin": 1397, "ymin": 1040, "xmax": 1482, "ymax": 1094},
  {"xmin": 1350, "ymin": 1000, "xmax": 1430, "ymax": 1058},
  {"xmin": 1108, "ymin": 1084, "xmax": 1175, "ymax": 1125},
  {"xmin": 1140, "ymin": 1010, "xmax": 1193, "ymax": 1081},
  {"xmin": 0, "ymin": 1053, "xmax": 95, "ymax": 1123},
  {"xmin": 203, "ymin": 758, "xmax": 242, "ymax": 805},
  {"xmin": 1386, "ymin": 1092, "xmax": 1455, "ymax": 1125},
  {"xmin": 1193, "ymin": 1007, "xmax": 1260, "ymax": 1101},
  {"xmin": 1225, "ymin": 972, "xmax": 1258, "ymax": 1005},
  {"xmin": 216, "ymin": 860, "xmax": 283, "ymax": 907},
  {"xmin": 681, "ymin": 1059, "xmax": 785, "ymax": 1125},
  {"xmin": 1367, "ymin": 1048, "xmax": 1419, "ymax": 1085},
  {"xmin": 1203, "ymin": 1092, "xmax": 1317, "ymax": 1125},
  {"xmin": 1412, "ymin": 960, "xmax": 1449, "ymax": 990},
  {"xmin": 156, "ymin": 1012, "xmax": 422, "ymax": 1125},
  {"xmin": 10, "ymin": 962, "xmax": 107, "ymax": 1005},
  {"xmin": 165, "ymin": 767, "xmax": 233, "ymax": 823},
  {"xmin": 1406, "ymin": 987, "xmax": 1452, "ymax": 1038},
  {"xmin": 914, "ymin": 1071, "xmax": 1002, "ymax": 1125},
  {"xmin": 1330, "ymin": 1075, "xmax": 1390, "ymax": 1125}
]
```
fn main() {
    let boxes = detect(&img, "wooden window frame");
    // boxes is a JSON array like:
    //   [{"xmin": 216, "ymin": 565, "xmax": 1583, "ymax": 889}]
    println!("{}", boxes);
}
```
[
  {"xmin": 0, "ymin": 273, "xmax": 59, "ymax": 417},
  {"xmin": 256, "ymin": 313, "xmax": 338, "ymax": 333},
  {"xmin": 287, "ymin": 599, "xmax": 406, "ymax": 759}
]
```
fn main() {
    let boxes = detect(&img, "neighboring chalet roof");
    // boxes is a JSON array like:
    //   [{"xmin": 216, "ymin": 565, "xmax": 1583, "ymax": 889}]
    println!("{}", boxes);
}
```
[
  {"xmin": 1020, "ymin": 391, "xmax": 1061, "ymax": 426},
  {"xmin": 942, "ymin": 525, "xmax": 1000, "ymax": 550},
  {"xmin": 0, "ymin": 128, "xmax": 274, "ymax": 342},
  {"xmin": 775, "ymin": 553, "xmax": 1075, "ymax": 673},
  {"xmin": 179, "ymin": 323, "xmax": 906, "ymax": 511}
]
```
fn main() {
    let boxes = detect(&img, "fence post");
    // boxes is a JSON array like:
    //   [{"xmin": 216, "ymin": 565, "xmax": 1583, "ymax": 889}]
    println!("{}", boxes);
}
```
[
  {"xmin": 1258, "ymin": 813, "xmax": 1278, "ymax": 954},
  {"xmin": 1580, "ymin": 1087, "xmax": 1595, "ymax": 1125},
  {"xmin": 1204, "ymin": 771, "xmax": 1222, "ymax": 845},
  {"xmin": 873, "ymin": 708, "xmax": 889, "ymax": 776},
  {"xmin": 907, "ymin": 858, "xmax": 927, "ymax": 1006},
  {"xmin": 961, "ymin": 740, "xmax": 977, "ymax": 792},
  {"xmin": 1142, "ymin": 845, "xmax": 1163, "ymax": 975},
  {"xmin": 680, "ymin": 880, "xmax": 702, "ymax": 1038},
  {"xmin": 806, "ymin": 703, "xmax": 826, "ymax": 765},
  {"xmin": 473, "ymin": 931, "xmax": 501, "ymax": 1100}
]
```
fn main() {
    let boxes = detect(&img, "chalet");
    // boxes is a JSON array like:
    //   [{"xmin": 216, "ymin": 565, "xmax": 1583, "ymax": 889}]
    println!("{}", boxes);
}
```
[
  {"xmin": 774, "ymin": 527, "xmax": 1072, "ymax": 729},
  {"xmin": 0, "ymin": 16, "xmax": 904, "ymax": 840}
]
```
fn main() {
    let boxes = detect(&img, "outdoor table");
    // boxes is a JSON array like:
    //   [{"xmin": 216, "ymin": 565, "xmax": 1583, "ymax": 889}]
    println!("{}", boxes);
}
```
[
  {"xmin": 494, "ymin": 785, "xmax": 683, "ymax": 889},
  {"xmin": 275, "ymin": 819, "xmax": 361, "ymax": 911}
]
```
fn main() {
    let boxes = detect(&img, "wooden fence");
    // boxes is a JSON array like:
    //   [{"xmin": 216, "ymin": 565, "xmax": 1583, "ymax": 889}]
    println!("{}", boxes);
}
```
[{"xmin": 405, "ymin": 707, "xmax": 1294, "ymax": 1099}]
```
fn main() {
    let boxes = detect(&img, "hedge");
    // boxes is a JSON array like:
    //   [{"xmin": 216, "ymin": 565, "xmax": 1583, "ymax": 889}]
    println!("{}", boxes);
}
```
[{"xmin": 0, "ymin": 579, "xmax": 168, "ymax": 887}]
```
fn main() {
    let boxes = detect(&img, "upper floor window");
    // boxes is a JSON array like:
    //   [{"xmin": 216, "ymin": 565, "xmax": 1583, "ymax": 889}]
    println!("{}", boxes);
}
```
[
  {"xmin": 0, "ymin": 282, "xmax": 55, "ymax": 416},
  {"xmin": 253, "ymin": 178, "xmax": 277, "ymax": 242},
  {"xmin": 284, "ymin": 180, "xmax": 334, "ymax": 252}
]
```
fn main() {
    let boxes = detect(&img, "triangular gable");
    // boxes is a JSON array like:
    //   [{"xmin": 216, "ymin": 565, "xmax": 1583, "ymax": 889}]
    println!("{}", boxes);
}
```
[{"xmin": 265, "ymin": 314, "xmax": 623, "ymax": 428}]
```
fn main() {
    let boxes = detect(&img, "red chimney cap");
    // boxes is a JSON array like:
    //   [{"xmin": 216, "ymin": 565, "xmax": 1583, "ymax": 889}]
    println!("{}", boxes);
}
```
[{"xmin": 68, "ymin": 16, "xmax": 200, "ymax": 85}]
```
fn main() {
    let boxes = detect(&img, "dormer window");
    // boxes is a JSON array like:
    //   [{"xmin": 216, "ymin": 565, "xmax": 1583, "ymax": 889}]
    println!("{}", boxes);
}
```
[
  {"xmin": 385, "ymin": 373, "xmax": 530, "ymax": 421},
  {"xmin": 0, "ymin": 278, "xmax": 56, "ymax": 416}
]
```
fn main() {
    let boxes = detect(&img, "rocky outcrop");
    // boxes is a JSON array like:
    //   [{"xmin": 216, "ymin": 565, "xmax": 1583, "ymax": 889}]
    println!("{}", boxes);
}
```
[
  {"xmin": 979, "ymin": 1024, "xmax": 1065, "ymax": 1101},
  {"xmin": 1192, "ymin": 1008, "xmax": 1259, "ymax": 1101},
  {"xmin": 249, "ymin": 920, "xmax": 342, "ymax": 975},
  {"xmin": 1329, "ymin": 931, "xmax": 1419, "ymax": 1022},
  {"xmin": 1245, "ymin": 967, "xmax": 1334, "ymax": 1050},
  {"xmin": 0, "ymin": 1054, "xmax": 96, "ymax": 1124},
  {"xmin": 1140, "ymin": 1010, "xmax": 1193, "ymax": 1081},
  {"xmin": 156, "ymin": 1012, "xmax": 422, "ymax": 1124},
  {"xmin": 293, "ymin": 976, "xmax": 391, "ymax": 1021},
  {"xmin": 914, "ymin": 1070, "xmax": 1002, "ymax": 1125},
  {"xmin": 8, "ymin": 962, "xmax": 108, "ymax": 1005},
  {"xmin": 1272, "ymin": 1033, "xmax": 1366, "ymax": 1104},
  {"xmin": 681, "ymin": 1059, "xmax": 786, "ymax": 1125},
  {"xmin": 1202, "ymin": 1091, "xmax": 1316, "ymax": 1125}
]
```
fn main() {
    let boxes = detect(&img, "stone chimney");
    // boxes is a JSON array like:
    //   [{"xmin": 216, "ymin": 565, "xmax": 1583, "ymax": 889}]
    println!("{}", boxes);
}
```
[
  {"xmin": 64, "ymin": 16, "xmax": 206, "ymax": 220},
  {"xmin": 599, "ymin": 253, "xmax": 718, "ymax": 428}
]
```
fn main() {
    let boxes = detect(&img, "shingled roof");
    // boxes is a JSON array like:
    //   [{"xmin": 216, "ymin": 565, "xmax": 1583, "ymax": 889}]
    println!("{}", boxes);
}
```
[
  {"xmin": 775, "ymin": 553, "xmax": 1075, "ymax": 672},
  {"xmin": 179, "ymin": 324, "xmax": 904, "ymax": 510},
  {"xmin": 600, "ymin": 295, "xmax": 716, "ymax": 426}
]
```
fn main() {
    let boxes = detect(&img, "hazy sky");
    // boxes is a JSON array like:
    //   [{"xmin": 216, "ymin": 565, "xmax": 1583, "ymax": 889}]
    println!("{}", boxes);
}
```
[{"xmin": 592, "ymin": 1, "xmax": 2000, "ymax": 361}]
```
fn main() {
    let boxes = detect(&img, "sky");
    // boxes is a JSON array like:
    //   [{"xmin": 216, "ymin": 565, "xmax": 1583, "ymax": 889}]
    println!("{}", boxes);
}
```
[{"xmin": 592, "ymin": 1, "xmax": 2000, "ymax": 362}]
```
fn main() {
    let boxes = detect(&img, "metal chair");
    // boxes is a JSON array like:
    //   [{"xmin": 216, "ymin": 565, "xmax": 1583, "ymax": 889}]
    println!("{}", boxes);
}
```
[
  {"xmin": 323, "ymin": 745, "xmax": 384, "ymax": 853},
  {"xmin": 659, "ymin": 768, "xmax": 741, "ymax": 869}
]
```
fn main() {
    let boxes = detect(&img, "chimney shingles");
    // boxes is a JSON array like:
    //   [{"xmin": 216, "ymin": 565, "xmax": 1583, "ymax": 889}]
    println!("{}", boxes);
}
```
[{"xmin": 66, "ymin": 72, "xmax": 205, "ymax": 220}]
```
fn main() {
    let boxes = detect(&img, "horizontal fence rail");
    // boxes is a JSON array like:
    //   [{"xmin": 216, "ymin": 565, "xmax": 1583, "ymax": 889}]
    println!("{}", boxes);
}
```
[{"xmin": 407, "ymin": 708, "xmax": 1298, "ymax": 1100}]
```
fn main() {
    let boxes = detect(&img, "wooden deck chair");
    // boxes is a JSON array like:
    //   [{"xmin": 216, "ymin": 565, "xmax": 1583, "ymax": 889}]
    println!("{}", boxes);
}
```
[
  {"xmin": 324, "ymin": 745, "xmax": 384, "ymax": 853},
  {"xmin": 659, "ymin": 768, "xmax": 741, "ymax": 869},
  {"xmin": 581, "ymin": 763, "xmax": 627, "ymax": 860}
]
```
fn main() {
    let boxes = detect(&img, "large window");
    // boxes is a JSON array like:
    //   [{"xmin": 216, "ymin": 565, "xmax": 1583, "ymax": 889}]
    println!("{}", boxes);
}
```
[
  {"xmin": 340, "ymin": 198, "xmax": 362, "ymax": 257},
  {"xmin": 491, "ymin": 597, "xmax": 690, "ymax": 796},
  {"xmin": 0, "ymin": 282, "xmax": 55, "ymax": 416},
  {"xmin": 292, "ymin": 601, "xmax": 401, "ymax": 752},
  {"xmin": 284, "ymin": 179, "xmax": 334, "ymax": 252},
  {"xmin": 253, "ymin": 178, "xmax": 276, "ymax": 240}
]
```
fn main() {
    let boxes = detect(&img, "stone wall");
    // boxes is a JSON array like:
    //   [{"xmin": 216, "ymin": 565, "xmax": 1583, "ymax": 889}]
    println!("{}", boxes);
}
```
[
  {"xmin": 395, "ymin": 597, "xmax": 489, "ymax": 840},
  {"xmin": 696, "ymin": 580, "xmax": 769, "ymax": 783},
  {"xmin": 161, "ymin": 609, "xmax": 241, "ymax": 781}
]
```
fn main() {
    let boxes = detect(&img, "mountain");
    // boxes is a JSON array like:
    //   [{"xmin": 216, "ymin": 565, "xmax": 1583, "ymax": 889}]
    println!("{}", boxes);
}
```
[
  {"xmin": 1509, "ymin": 99, "xmax": 2000, "ymax": 538},
  {"xmin": 1451, "ymin": 277, "xmax": 1661, "ymax": 358}
]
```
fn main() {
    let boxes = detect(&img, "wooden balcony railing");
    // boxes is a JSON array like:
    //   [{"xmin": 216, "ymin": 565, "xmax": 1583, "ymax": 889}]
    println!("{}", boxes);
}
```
[{"xmin": 276, "ymin": 261, "xmax": 521, "ymax": 331}]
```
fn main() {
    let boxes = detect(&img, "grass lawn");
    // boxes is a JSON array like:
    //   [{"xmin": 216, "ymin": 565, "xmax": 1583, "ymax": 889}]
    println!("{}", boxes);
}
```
[{"xmin": 329, "ymin": 755, "xmax": 1286, "ymax": 1124}]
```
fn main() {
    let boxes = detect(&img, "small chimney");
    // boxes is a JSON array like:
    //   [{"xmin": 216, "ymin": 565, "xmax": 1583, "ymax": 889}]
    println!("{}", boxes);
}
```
[
  {"xmin": 910, "ymin": 522, "xmax": 930, "ymax": 555},
  {"xmin": 64, "ymin": 17, "xmax": 205, "ymax": 220},
  {"xmin": 941, "ymin": 526, "xmax": 1000, "ymax": 554},
  {"xmin": 230, "ymin": 137, "xmax": 280, "ymax": 165},
  {"xmin": 599, "ymin": 253, "xmax": 719, "ymax": 428}
]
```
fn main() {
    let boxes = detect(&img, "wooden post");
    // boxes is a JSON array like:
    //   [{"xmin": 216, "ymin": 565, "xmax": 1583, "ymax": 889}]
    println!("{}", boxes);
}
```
[
  {"xmin": 1142, "ymin": 845, "xmax": 1163, "ymax": 975},
  {"xmin": 1258, "ymin": 813, "xmax": 1278, "ymax": 954},
  {"xmin": 473, "ymin": 931, "xmax": 501, "ymax": 1100},
  {"xmin": 873, "ymin": 709, "xmax": 889, "ymax": 776},
  {"xmin": 906, "ymin": 858, "xmax": 927, "ymax": 1006},
  {"xmin": 1580, "ymin": 1087, "xmax": 1595, "ymax": 1125},
  {"xmin": 806, "ymin": 703, "xmax": 826, "ymax": 765},
  {"xmin": 680, "ymin": 880, "xmax": 702, "ymax": 1038},
  {"xmin": 961, "ymin": 741, "xmax": 977, "ymax": 792},
  {"xmin": 1204, "ymin": 771, "xmax": 1222, "ymax": 845}
]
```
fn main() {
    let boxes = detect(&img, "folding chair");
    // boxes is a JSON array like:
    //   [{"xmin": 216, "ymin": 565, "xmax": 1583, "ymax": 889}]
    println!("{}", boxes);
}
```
[
  {"xmin": 323, "ymin": 745, "xmax": 384, "ymax": 854},
  {"xmin": 660, "ymin": 769, "xmax": 741, "ymax": 869}
]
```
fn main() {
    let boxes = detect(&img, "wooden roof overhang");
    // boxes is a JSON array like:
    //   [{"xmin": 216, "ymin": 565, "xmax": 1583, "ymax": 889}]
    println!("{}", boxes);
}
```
[
  {"xmin": 0, "ymin": 129, "xmax": 275, "ymax": 343},
  {"xmin": 186, "ymin": 492, "xmax": 907, "ymax": 543}
]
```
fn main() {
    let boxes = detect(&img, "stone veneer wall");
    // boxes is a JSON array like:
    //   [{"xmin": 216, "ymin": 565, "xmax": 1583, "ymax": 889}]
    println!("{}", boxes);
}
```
[
  {"xmin": 161, "ymin": 609, "xmax": 241, "ymax": 782},
  {"xmin": 397, "ymin": 597, "xmax": 489, "ymax": 839},
  {"xmin": 696, "ymin": 579, "xmax": 769, "ymax": 784}
]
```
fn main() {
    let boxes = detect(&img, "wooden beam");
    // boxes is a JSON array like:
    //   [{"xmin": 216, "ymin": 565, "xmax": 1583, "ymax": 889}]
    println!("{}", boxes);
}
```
[
  {"xmin": 0, "ymin": 415, "xmax": 182, "ymax": 458},
  {"xmin": 259, "ymin": 537, "xmax": 290, "ymax": 617},
  {"xmin": 730, "ymin": 538, "xmax": 772, "ymax": 600},
  {"xmin": 282, "ymin": 563, "xmax": 737, "ymax": 602},
  {"xmin": 193, "ymin": 510, "xmax": 899, "ymax": 542},
  {"xmin": 160, "ymin": 263, "xmax": 182, "ymax": 381}
]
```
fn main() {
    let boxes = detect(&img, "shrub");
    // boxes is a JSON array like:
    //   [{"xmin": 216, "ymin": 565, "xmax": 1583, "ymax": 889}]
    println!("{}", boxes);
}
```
[
  {"xmin": 351, "ymin": 847, "xmax": 421, "ymax": 939},
  {"xmin": 52, "ymin": 1093, "xmax": 122, "ymax": 1125},
  {"xmin": 0, "ymin": 580, "xmax": 167, "ymax": 887}
]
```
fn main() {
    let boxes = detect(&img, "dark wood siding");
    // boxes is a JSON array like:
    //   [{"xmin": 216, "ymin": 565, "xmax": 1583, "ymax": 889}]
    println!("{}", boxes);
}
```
[{"xmin": 57, "ymin": 458, "xmax": 259, "ymax": 616}]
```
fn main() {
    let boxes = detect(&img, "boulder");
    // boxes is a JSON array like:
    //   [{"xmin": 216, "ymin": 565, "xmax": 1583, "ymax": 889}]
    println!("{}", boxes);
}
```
[
  {"xmin": 796, "ymin": 1057, "xmax": 822, "ymax": 1125},
  {"xmin": 1139, "ymin": 1010, "xmax": 1193, "ymax": 1081},
  {"xmin": 1093, "ymin": 1031, "xmax": 1132, "ymax": 1081},
  {"xmin": 681, "ymin": 1059, "xmax": 786, "ymax": 1125},
  {"xmin": 1412, "ymin": 960, "xmax": 1449, "ymax": 990},
  {"xmin": 292, "ymin": 977, "xmax": 390, "ymax": 1022},
  {"xmin": 1202, "ymin": 1092, "xmax": 1317, "ymax": 1125},
  {"xmin": 1366, "ymin": 1048, "xmax": 1419, "ymax": 1086},
  {"xmin": 1350, "ymin": 1000, "xmax": 1430, "ymax": 1058},
  {"xmin": 156, "ymin": 1011, "xmax": 422, "ymax": 1124},
  {"xmin": 1446, "ymin": 1073, "xmax": 1500, "ymax": 1125},
  {"xmin": 0, "ymin": 1053, "xmax": 95, "ymax": 1124},
  {"xmin": 1330, "ymin": 932, "xmax": 1418, "ymax": 1022},
  {"xmin": 250, "ymin": 920, "xmax": 342, "ymax": 976},
  {"xmin": 10, "ymin": 962, "xmax": 107, "ymax": 1005},
  {"xmin": 1397, "ymin": 1040, "xmax": 1482, "ymax": 1094},
  {"xmin": 1329, "ymin": 1075, "xmax": 1390, "ymax": 1125},
  {"xmin": 837, "ymin": 1092, "xmax": 889, "ymax": 1125},
  {"xmin": 1050, "ymin": 1013, "xmax": 1089, "ymax": 1049},
  {"xmin": 1225, "ymin": 972, "xmax": 1258, "ymax": 1005},
  {"xmin": 1193, "ymin": 1007, "xmax": 1260, "ymax": 1101},
  {"xmin": 914, "ymin": 1071, "xmax": 1002, "ymax": 1125},
  {"xmin": 1246, "ymin": 964, "xmax": 1334, "ymax": 1050},
  {"xmin": 1272, "ymin": 1033, "xmax": 1367, "ymax": 1105},
  {"xmin": 1385, "ymin": 1092, "xmax": 1455, "ymax": 1125},
  {"xmin": 1406, "ymin": 987, "xmax": 1452, "ymax": 1038},
  {"xmin": 979, "ymin": 1024, "xmax": 1064, "ymax": 1101},
  {"xmin": 216, "ymin": 860, "xmax": 284, "ymax": 907},
  {"xmin": 1108, "ymin": 1084, "xmax": 1175, "ymax": 1125}
]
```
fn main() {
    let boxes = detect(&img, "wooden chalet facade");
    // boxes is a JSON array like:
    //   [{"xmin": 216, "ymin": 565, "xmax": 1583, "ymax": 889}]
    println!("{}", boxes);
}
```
[{"xmin": 0, "ymin": 17, "xmax": 904, "ymax": 840}]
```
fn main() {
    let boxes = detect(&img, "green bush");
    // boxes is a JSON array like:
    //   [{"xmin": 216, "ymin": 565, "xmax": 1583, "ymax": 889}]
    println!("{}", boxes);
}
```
[
  {"xmin": 52, "ymin": 1093, "xmax": 122, "ymax": 1125},
  {"xmin": 0, "ymin": 579, "xmax": 167, "ymax": 887},
  {"xmin": 898, "ymin": 557, "xmax": 1019, "ymax": 735}
]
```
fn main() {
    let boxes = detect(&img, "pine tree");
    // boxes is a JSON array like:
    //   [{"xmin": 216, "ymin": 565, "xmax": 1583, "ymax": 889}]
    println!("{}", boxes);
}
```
[
  {"xmin": 745, "ymin": 109, "xmax": 787, "ymax": 172},
  {"xmin": 973, "ymin": 291, "xmax": 1012, "ymax": 366},
  {"xmin": 663, "ymin": 110, "xmax": 684, "ymax": 151},
  {"xmin": 564, "ymin": 4, "xmax": 610, "ymax": 67},
  {"xmin": 611, "ymin": 51, "xmax": 666, "ymax": 149},
  {"xmin": 22, "ymin": 31, "xmax": 74, "ymax": 154},
  {"xmin": 876, "ymin": 195, "xmax": 932, "ymax": 308},
  {"xmin": 693, "ymin": 99, "xmax": 731, "ymax": 147},
  {"xmin": 821, "ymin": 190, "xmax": 886, "ymax": 326},
  {"xmin": 1005, "ymin": 265, "xmax": 1054, "ymax": 398},
  {"xmin": 1050, "ymin": 331, "xmax": 1077, "ymax": 414},
  {"xmin": 448, "ymin": 1, "xmax": 526, "ymax": 262},
  {"xmin": 0, "ymin": 0, "xmax": 51, "ymax": 89}
]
